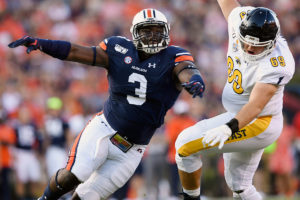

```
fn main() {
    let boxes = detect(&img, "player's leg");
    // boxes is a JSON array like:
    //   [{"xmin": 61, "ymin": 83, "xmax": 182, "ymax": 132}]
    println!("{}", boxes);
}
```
[
  {"xmin": 72, "ymin": 141, "xmax": 147, "ymax": 200},
  {"xmin": 224, "ymin": 151, "xmax": 264, "ymax": 200},
  {"xmin": 175, "ymin": 112, "xmax": 233, "ymax": 199},
  {"xmin": 223, "ymin": 114, "xmax": 283, "ymax": 200},
  {"xmin": 176, "ymin": 113, "xmax": 283, "ymax": 199},
  {"xmin": 39, "ymin": 113, "xmax": 113, "ymax": 200},
  {"xmin": 38, "ymin": 168, "xmax": 81, "ymax": 200}
]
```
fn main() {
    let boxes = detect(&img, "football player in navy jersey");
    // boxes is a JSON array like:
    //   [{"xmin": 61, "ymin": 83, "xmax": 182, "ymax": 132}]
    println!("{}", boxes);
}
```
[{"xmin": 8, "ymin": 8, "xmax": 205, "ymax": 200}]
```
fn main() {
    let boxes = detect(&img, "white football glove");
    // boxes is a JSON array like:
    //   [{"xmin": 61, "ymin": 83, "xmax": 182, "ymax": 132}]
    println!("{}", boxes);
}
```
[{"xmin": 202, "ymin": 125, "xmax": 232, "ymax": 149}]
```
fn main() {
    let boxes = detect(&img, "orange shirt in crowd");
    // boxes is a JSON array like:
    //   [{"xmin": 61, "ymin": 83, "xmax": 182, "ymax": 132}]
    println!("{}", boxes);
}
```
[
  {"xmin": 269, "ymin": 125, "xmax": 296, "ymax": 174},
  {"xmin": 165, "ymin": 114, "xmax": 196, "ymax": 163},
  {"xmin": 293, "ymin": 111, "xmax": 300, "ymax": 138},
  {"xmin": 0, "ymin": 124, "xmax": 16, "ymax": 168}
]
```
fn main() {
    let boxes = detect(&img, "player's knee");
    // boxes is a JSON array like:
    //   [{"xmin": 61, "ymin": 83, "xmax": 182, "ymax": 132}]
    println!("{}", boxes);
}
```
[
  {"xmin": 76, "ymin": 180, "xmax": 107, "ymax": 200},
  {"xmin": 71, "ymin": 192, "xmax": 82, "ymax": 200},
  {"xmin": 76, "ymin": 174, "xmax": 117, "ymax": 200},
  {"xmin": 175, "ymin": 128, "xmax": 191, "ymax": 151},
  {"xmin": 175, "ymin": 152, "xmax": 202, "ymax": 173},
  {"xmin": 51, "ymin": 168, "xmax": 81, "ymax": 192},
  {"xmin": 75, "ymin": 189, "xmax": 100, "ymax": 200}
]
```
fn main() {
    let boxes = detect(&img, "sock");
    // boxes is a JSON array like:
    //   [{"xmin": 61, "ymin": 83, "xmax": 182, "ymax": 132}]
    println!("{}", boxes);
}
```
[{"xmin": 183, "ymin": 187, "xmax": 200, "ymax": 197}]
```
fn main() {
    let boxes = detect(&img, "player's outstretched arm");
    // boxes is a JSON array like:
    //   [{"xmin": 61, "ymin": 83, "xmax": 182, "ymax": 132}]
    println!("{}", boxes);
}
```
[
  {"xmin": 217, "ymin": 0, "xmax": 240, "ymax": 21},
  {"xmin": 8, "ymin": 36, "xmax": 109, "ymax": 69},
  {"xmin": 67, "ymin": 44, "xmax": 108, "ymax": 68},
  {"xmin": 173, "ymin": 61, "xmax": 205, "ymax": 98}
]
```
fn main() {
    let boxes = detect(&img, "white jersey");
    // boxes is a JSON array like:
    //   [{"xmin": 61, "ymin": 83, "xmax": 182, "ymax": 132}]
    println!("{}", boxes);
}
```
[{"xmin": 222, "ymin": 6, "xmax": 295, "ymax": 117}]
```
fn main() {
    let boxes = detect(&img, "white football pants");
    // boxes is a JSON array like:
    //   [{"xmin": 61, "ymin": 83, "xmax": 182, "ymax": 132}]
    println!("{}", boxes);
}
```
[{"xmin": 66, "ymin": 113, "xmax": 146, "ymax": 200}]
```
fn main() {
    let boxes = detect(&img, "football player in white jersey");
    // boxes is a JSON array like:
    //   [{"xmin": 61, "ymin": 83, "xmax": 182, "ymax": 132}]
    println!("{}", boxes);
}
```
[{"xmin": 175, "ymin": 0, "xmax": 295, "ymax": 200}]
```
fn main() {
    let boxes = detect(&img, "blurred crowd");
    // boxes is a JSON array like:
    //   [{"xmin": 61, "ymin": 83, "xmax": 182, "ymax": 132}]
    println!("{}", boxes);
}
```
[{"xmin": 0, "ymin": 0, "xmax": 299, "ymax": 199}]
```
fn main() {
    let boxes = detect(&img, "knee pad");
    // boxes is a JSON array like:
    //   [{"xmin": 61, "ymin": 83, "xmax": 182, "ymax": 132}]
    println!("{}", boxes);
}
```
[
  {"xmin": 175, "ymin": 153, "xmax": 202, "ymax": 173},
  {"xmin": 232, "ymin": 185, "xmax": 262, "ymax": 200},
  {"xmin": 76, "ymin": 183, "xmax": 100, "ymax": 200},
  {"xmin": 76, "ymin": 172, "xmax": 119, "ymax": 200}
]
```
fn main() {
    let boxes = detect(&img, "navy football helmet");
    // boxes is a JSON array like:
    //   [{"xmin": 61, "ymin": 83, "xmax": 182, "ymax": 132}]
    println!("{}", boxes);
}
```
[{"xmin": 238, "ymin": 7, "xmax": 280, "ymax": 62}]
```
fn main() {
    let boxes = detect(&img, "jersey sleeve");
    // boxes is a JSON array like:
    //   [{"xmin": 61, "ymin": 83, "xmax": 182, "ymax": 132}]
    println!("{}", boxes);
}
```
[
  {"xmin": 99, "ymin": 37, "xmax": 110, "ymax": 52},
  {"xmin": 258, "ymin": 59, "xmax": 294, "ymax": 86},
  {"xmin": 170, "ymin": 46, "xmax": 194, "ymax": 65},
  {"xmin": 98, "ymin": 36, "xmax": 130, "ymax": 54}
]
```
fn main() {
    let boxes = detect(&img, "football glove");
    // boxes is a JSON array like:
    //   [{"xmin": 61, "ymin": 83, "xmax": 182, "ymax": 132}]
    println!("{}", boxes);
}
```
[
  {"xmin": 202, "ymin": 125, "xmax": 232, "ymax": 149},
  {"xmin": 182, "ymin": 74, "xmax": 205, "ymax": 98},
  {"xmin": 8, "ymin": 36, "xmax": 40, "ymax": 54}
]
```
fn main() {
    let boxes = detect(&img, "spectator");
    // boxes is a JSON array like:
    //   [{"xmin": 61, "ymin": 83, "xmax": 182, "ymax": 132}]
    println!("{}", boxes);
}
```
[
  {"xmin": 13, "ymin": 106, "xmax": 43, "ymax": 200},
  {"xmin": 0, "ymin": 109, "xmax": 16, "ymax": 200},
  {"xmin": 43, "ymin": 97, "xmax": 70, "ymax": 178},
  {"xmin": 269, "ymin": 117, "xmax": 298, "ymax": 198}
]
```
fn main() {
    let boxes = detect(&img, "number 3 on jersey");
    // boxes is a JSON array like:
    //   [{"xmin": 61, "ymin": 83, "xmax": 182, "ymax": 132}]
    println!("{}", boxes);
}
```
[
  {"xmin": 227, "ymin": 56, "xmax": 244, "ymax": 94},
  {"xmin": 127, "ymin": 73, "xmax": 147, "ymax": 105}
]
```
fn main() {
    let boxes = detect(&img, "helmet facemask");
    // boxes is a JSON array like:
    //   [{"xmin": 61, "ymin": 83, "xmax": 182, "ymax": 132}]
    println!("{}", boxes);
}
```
[
  {"xmin": 130, "ymin": 9, "xmax": 170, "ymax": 54},
  {"xmin": 238, "ymin": 33, "xmax": 278, "ymax": 63},
  {"xmin": 132, "ymin": 21, "xmax": 170, "ymax": 54}
]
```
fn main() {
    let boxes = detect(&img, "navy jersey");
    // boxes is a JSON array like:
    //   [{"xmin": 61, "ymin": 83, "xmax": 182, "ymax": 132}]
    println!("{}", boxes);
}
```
[
  {"xmin": 44, "ymin": 116, "xmax": 69, "ymax": 148},
  {"xmin": 100, "ymin": 36, "xmax": 194, "ymax": 144},
  {"xmin": 15, "ymin": 122, "xmax": 41, "ymax": 150}
]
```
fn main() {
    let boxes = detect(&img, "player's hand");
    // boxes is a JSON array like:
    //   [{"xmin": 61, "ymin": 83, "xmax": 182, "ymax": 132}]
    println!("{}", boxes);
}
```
[
  {"xmin": 202, "ymin": 125, "xmax": 232, "ymax": 149},
  {"xmin": 8, "ymin": 36, "xmax": 40, "ymax": 54},
  {"xmin": 182, "ymin": 75, "xmax": 205, "ymax": 98}
]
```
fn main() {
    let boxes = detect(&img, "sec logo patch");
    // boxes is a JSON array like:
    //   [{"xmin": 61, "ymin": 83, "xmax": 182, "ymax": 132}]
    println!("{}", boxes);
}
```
[{"xmin": 124, "ymin": 56, "xmax": 132, "ymax": 64}]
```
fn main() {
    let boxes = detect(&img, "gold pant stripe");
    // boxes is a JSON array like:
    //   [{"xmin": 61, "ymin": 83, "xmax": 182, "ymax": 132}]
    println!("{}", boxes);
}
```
[{"xmin": 178, "ymin": 116, "xmax": 272, "ymax": 157}]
